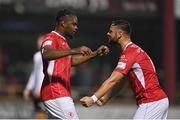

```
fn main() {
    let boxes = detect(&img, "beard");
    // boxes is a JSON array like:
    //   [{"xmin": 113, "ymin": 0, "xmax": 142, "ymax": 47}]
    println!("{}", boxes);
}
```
[{"xmin": 108, "ymin": 38, "xmax": 117, "ymax": 45}]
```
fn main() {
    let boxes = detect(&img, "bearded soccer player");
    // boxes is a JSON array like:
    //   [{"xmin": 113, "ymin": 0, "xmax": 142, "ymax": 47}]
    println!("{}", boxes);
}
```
[
  {"xmin": 80, "ymin": 20, "xmax": 169, "ymax": 119},
  {"xmin": 40, "ymin": 9, "xmax": 109, "ymax": 119}
]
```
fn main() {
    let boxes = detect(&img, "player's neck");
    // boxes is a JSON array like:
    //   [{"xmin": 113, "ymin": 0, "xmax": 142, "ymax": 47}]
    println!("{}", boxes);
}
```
[
  {"xmin": 55, "ymin": 27, "xmax": 66, "ymax": 38},
  {"xmin": 120, "ymin": 38, "xmax": 131, "ymax": 50}
]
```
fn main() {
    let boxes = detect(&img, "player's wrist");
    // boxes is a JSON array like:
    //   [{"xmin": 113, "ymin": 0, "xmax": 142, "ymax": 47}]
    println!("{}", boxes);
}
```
[{"xmin": 91, "ymin": 94, "xmax": 98, "ymax": 103}]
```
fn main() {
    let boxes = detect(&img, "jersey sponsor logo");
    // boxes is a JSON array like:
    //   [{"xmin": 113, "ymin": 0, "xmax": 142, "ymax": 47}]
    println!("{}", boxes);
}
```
[
  {"xmin": 117, "ymin": 62, "xmax": 126, "ymax": 70},
  {"xmin": 42, "ymin": 40, "xmax": 52, "ymax": 47}
]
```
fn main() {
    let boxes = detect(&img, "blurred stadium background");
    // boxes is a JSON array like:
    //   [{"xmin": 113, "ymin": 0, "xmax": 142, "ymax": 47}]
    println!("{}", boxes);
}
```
[{"xmin": 0, "ymin": 0, "xmax": 180, "ymax": 119}]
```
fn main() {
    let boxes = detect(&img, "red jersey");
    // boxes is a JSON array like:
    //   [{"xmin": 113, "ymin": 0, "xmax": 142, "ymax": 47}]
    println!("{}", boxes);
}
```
[
  {"xmin": 40, "ymin": 31, "xmax": 72, "ymax": 101},
  {"xmin": 114, "ymin": 42, "xmax": 167, "ymax": 105}
]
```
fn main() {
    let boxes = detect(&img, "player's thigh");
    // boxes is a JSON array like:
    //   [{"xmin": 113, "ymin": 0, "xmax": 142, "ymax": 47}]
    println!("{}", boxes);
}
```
[
  {"xmin": 44, "ymin": 97, "xmax": 79, "ymax": 119},
  {"xmin": 133, "ymin": 98, "xmax": 169, "ymax": 119}
]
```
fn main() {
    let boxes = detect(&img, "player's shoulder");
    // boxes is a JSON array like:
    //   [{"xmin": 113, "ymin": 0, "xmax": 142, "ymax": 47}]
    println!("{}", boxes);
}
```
[
  {"xmin": 41, "ymin": 32, "xmax": 58, "ymax": 47},
  {"xmin": 125, "ymin": 43, "xmax": 137, "ymax": 52},
  {"xmin": 129, "ymin": 43, "xmax": 139, "ymax": 49},
  {"xmin": 130, "ymin": 43, "xmax": 144, "ymax": 51},
  {"xmin": 43, "ymin": 32, "xmax": 57, "ymax": 40},
  {"xmin": 124, "ymin": 43, "xmax": 145, "ymax": 58},
  {"xmin": 44, "ymin": 31, "xmax": 65, "ymax": 42}
]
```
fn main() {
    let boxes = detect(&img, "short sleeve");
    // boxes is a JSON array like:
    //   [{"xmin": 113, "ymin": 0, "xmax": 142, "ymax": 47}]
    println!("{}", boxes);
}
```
[
  {"xmin": 114, "ymin": 51, "xmax": 136, "ymax": 75},
  {"xmin": 41, "ymin": 36, "xmax": 58, "ymax": 53}
]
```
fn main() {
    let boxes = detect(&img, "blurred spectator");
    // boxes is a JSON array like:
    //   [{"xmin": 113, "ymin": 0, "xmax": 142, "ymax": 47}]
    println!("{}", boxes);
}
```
[{"xmin": 23, "ymin": 35, "xmax": 47, "ymax": 119}]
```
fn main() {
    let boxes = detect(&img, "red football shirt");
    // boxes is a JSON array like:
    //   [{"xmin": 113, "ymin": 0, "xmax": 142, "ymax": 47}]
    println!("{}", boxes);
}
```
[
  {"xmin": 40, "ymin": 31, "xmax": 72, "ymax": 101},
  {"xmin": 114, "ymin": 42, "xmax": 167, "ymax": 105}
]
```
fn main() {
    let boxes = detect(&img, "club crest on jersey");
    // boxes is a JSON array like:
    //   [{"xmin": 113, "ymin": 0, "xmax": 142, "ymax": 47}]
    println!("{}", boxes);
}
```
[{"xmin": 117, "ymin": 62, "xmax": 126, "ymax": 70}]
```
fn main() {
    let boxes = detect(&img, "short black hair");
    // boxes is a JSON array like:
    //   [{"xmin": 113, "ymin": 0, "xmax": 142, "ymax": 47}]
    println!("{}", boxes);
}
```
[
  {"xmin": 55, "ymin": 9, "xmax": 76, "ymax": 25},
  {"xmin": 112, "ymin": 20, "xmax": 131, "ymax": 36}
]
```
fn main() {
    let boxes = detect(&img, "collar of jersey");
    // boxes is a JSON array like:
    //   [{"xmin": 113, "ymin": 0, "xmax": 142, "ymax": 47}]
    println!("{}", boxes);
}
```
[
  {"xmin": 52, "ymin": 31, "xmax": 66, "ymax": 40},
  {"xmin": 123, "ymin": 41, "xmax": 132, "ymax": 51}
]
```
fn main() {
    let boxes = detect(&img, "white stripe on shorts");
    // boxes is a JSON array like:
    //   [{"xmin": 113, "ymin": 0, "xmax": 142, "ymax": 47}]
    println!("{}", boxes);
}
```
[
  {"xmin": 133, "ymin": 98, "xmax": 169, "ymax": 119},
  {"xmin": 44, "ymin": 97, "xmax": 79, "ymax": 119}
]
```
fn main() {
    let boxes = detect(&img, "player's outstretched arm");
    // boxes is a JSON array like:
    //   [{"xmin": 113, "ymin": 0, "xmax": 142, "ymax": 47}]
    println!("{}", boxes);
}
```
[
  {"xmin": 71, "ymin": 45, "xmax": 109, "ymax": 66},
  {"xmin": 71, "ymin": 51, "xmax": 97, "ymax": 66},
  {"xmin": 96, "ymin": 78, "xmax": 126, "ymax": 106},
  {"xmin": 42, "ymin": 46, "xmax": 92, "ymax": 61},
  {"xmin": 80, "ymin": 71, "xmax": 124, "ymax": 107}
]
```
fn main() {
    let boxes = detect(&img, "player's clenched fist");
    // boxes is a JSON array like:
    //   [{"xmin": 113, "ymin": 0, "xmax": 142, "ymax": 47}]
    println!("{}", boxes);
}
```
[
  {"xmin": 80, "ymin": 96, "xmax": 94, "ymax": 107},
  {"xmin": 72, "ymin": 46, "xmax": 93, "ymax": 56},
  {"xmin": 79, "ymin": 46, "xmax": 93, "ymax": 56},
  {"xmin": 97, "ymin": 45, "xmax": 109, "ymax": 56}
]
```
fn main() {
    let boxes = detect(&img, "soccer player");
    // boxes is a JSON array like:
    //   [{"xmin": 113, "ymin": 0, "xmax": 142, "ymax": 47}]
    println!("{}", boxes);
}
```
[
  {"xmin": 80, "ymin": 20, "xmax": 169, "ymax": 119},
  {"xmin": 23, "ymin": 35, "xmax": 47, "ymax": 119},
  {"xmin": 40, "ymin": 9, "xmax": 109, "ymax": 119}
]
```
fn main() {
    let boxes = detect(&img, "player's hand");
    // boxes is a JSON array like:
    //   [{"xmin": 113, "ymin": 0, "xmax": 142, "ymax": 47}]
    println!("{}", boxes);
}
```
[
  {"xmin": 34, "ymin": 92, "xmax": 40, "ymax": 99},
  {"xmin": 80, "ymin": 96, "xmax": 94, "ymax": 107},
  {"xmin": 73, "ymin": 46, "xmax": 93, "ymax": 56},
  {"xmin": 79, "ymin": 46, "xmax": 93, "ymax": 56},
  {"xmin": 23, "ymin": 89, "xmax": 31, "ymax": 101},
  {"xmin": 96, "ymin": 96, "xmax": 108, "ymax": 106},
  {"xmin": 97, "ymin": 45, "xmax": 109, "ymax": 56}
]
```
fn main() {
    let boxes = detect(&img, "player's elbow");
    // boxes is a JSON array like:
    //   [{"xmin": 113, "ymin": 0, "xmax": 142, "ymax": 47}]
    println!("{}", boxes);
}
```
[
  {"xmin": 41, "ymin": 48, "xmax": 56, "ymax": 61},
  {"xmin": 42, "ymin": 52, "xmax": 52, "ymax": 61}
]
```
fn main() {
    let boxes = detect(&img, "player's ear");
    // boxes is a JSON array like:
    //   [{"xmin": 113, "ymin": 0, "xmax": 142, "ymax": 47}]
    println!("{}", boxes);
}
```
[
  {"xmin": 117, "ymin": 31, "xmax": 122, "ymax": 39},
  {"xmin": 60, "ymin": 21, "xmax": 65, "ymax": 27}
]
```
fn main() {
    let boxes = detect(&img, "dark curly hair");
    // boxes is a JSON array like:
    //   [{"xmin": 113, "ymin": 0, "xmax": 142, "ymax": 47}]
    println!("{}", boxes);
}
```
[{"xmin": 55, "ymin": 9, "xmax": 76, "ymax": 25}]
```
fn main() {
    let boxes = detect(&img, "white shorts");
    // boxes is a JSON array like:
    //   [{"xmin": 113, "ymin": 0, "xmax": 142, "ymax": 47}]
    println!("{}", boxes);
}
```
[
  {"xmin": 44, "ymin": 97, "xmax": 79, "ymax": 119},
  {"xmin": 133, "ymin": 98, "xmax": 169, "ymax": 119}
]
